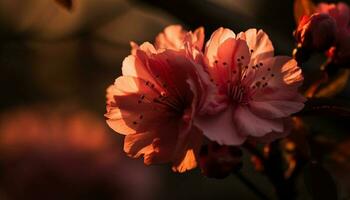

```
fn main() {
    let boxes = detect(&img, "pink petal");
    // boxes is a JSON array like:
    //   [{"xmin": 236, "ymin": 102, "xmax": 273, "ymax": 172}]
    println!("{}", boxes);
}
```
[
  {"xmin": 124, "ymin": 122, "xmax": 179, "ymax": 165},
  {"xmin": 249, "ymin": 100, "xmax": 304, "ymax": 119},
  {"xmin": 336, "ymin": 3, "xmax": 350, "ymax": 28},
  {"xmin": 248, "ymin": 56, "xmax": 303, "ymax": 97},
  {"xmin": 234, "ymin": 105, "xmax": 283, "ymax": 137},
  {"xmin": 124, "ymin": 131, "xmax": 157, "ymax": 158},
  {"xmin": 317, "ymin": 3, "xmax": 350, "ymax": 29},
  {"xmin": 172, "ymin": 126, "xmax": 203, "ymax": 172},
  {"xmin": 206, "ymin": 36, "xmax": 251, "ymax": 93},
  {"xmin": 193, "ymin": 27, "xmax": 205, "ymax": 50},
  {"xmin": 217, "ymin": 38, "xmax": 251, "ymax": 84},
  {"xmin": 253, "ymin": 87, "xmax": 306, "ymax": 102},
  {"xmin": 195, "ymin": 106, "xmax": 246, "ymax": 145},
  {"xmin": 237, "ymin": 29, "xmax": 274, "ymax": 62},
  {"xmin": 249, "ymin": 118, "xmax": 293, "ymax": 143},
  {"xmin": 205, "ymin": 27, "xmax": 236, "ymax": 65},
  {"xmin": 121, "ymin": 51, "xmax": 161, "ymax": 92},
  {"xmin": 155, "ymin": 25, "xmax": 186, "ymax": 50},
  {"xmin": 105, "ymin": 76, "xmax": 170, "ymax": 135}
]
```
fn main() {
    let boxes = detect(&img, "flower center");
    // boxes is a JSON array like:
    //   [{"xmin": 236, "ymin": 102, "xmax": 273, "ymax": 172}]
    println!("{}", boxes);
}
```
[{"xmin": 229, "ymin": 84, "xmax": 247, "ymax": 104}]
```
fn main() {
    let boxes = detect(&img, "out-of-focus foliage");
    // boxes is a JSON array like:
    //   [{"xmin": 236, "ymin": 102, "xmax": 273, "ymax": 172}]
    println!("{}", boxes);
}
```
[
  {"xmin": 54, "ymin": 0, "xmax": 73, "ymax": 10},
  {"xmin": 315, "ymin": 69, "xmax": 350, "ymax": 97},
  {"xmin": 0, "ymin": 106, "xmax": 160, "ymax": 200}
]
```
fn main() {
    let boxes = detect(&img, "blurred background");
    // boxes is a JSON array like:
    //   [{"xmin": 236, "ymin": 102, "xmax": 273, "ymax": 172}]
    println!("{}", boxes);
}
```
[{"xmin": 0, "ymin": 0, "xmax": 350, "ymax": 199}]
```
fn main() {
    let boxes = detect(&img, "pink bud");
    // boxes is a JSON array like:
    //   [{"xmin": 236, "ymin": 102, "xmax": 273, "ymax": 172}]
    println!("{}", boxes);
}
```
[{"xmin": 295, "ymin": 13, "xmax": 337, "ymax": 52}]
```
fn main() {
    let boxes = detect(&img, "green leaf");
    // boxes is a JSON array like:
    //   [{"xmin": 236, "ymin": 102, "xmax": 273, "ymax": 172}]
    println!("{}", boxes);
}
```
[
  {"xmin": 294, "ymin": 0, "xmax": 316, "ymax": 24},
  {"xmin": 315, "ymin": 69, "xmax": 350, "ymax": 98},
  {"xmin": 304, "ymin": 161, "xmax": 338, "ymax": 200}
]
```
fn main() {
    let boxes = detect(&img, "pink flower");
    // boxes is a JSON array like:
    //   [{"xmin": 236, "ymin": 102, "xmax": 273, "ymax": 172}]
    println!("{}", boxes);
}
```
[
  {"xmin": 154, "ymin": 25, "xmax": 205, "ymax": 51},
  {"xmin": 314, "ymin": 2, "xmax": 350, "ymax": 68},
  {"xmin": 105, "ymin": 42, "xmax": 215, "ymax": 172},
  {"xmin": 317, "ymin": 2, "xmax": 350, "ymax": 36},
  {"xmin": 195, "ymin": 28, "xmax": 305, "ymax": 145},
  {"xmin": 295, "ymin": 13, "xmax": 337, "ymax": 52},
  {"xmin": 130, "ymin": 25, "xmax": 204, "ymax": 55}
]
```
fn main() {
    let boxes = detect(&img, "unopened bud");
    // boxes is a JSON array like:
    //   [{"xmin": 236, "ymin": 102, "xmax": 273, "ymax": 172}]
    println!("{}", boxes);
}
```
[
  {"xmin": 295, "ymin": 13, "xmax": 337, "ymax": 52},
  {"xmin": 199, "ymin": 142, "xmax": 243, "ymax": 179}
]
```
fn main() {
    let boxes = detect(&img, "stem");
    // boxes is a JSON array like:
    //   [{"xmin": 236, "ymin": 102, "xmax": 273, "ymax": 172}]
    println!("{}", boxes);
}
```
[
  {"xmin": 244, "ymin": 141, "xmax": 297, "ymax": 200},
  {"xmin": 234, "ymin": 172, "xmax": 271, "ymax": 200},
  {"xmin": 264, "ymin": 142, "xmax": 296, "ymax": 200}
]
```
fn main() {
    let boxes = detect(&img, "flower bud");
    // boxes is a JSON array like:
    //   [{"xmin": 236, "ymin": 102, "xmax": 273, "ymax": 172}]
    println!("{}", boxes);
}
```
[
  {"xmin": 199, "ymin": 142, "xmax": 243, "ymax": 179},
  {"xmin": 295, "ymin": 13, "xmax": 337, "ymax": 52}
]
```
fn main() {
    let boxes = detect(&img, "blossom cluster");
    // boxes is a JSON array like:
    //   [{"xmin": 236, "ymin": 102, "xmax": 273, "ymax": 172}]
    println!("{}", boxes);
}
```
[
  {"xmin": 295, "ymin": 1, "xmax": 350, "ymax": 68},
  {"xmin": 105, "ymin": 25, "xmax": 305, "ymax": 173}
]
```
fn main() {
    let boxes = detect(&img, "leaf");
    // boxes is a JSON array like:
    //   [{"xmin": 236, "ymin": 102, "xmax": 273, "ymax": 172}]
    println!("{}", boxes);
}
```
[
  {"xmin": 54, "ymin": 0, "xmax": 73, "ymax": 10},
  {"xmin": 299, "ymin": 98, "xmax": 350, "ymax": 118},
  {"xmin": 315, "ymin": 69, "xmax": 350, "ymax": 98},
  {"xmin": 294, "ymin": 0, "xmax": 316, "ymax": 24},
  {"xmin": 304, "ymin": 161, "xmax": 338, "ymax": 200}
]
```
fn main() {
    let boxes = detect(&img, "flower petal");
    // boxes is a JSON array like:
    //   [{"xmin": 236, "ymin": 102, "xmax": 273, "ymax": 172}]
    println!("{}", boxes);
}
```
[
  {"xmin": 237, "ymin": 29, "xmax": 274, "ymax": 62},
  {"xmin": 206, "ymin": 36, "xmax": 251, "ymax": 92},
  {"xmin": 249, "ymin": 56, "xmax": 304, "ymax": 100},
  {"xmin": 195, "ymin": 106, "xmax": 246, "ymax": 145},
  {"xmin": 249, "ymin": 118, "xmax": 293, "ymax": 143},
  {"xmin": 205, "ymin": 27, "xmax": 236, "ymax": 65},
  {"xmin": 121, "ymin": 50, "xmax": 160, "ymax": 92},
  {"xmin": 155, "ymin": 25, "xmax": 186, "ymax": 50},
  {"xmin": 249, "ymin": 100, "xmax": 304, "ymax": 119},
  {"xmin": 105, "ymin": 76, "xmax": 170, "ymax": 135},
  {"xmin": 172, "ymin": 126, "xmax": 203, "ymax": 172},
  {"xmin": 193, "ymin": 26, "xmax": 205, "ymax": 50},
  {"xmin": 124, "ymin": 121, "xmax": 179, "ymax": 165},
  {"xmin": 234, "ymin": 106, "xmax": 283, "ymax": 137}
]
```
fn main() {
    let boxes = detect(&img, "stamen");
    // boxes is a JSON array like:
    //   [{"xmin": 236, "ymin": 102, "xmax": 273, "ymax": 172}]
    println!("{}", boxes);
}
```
[
  {"xmin": 230, "ymin": 85, "xmax": 245, "ymax": 103},
  {"xmin": 255, "ymin": 81, "xmax": 261, "ymax": 87}
]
